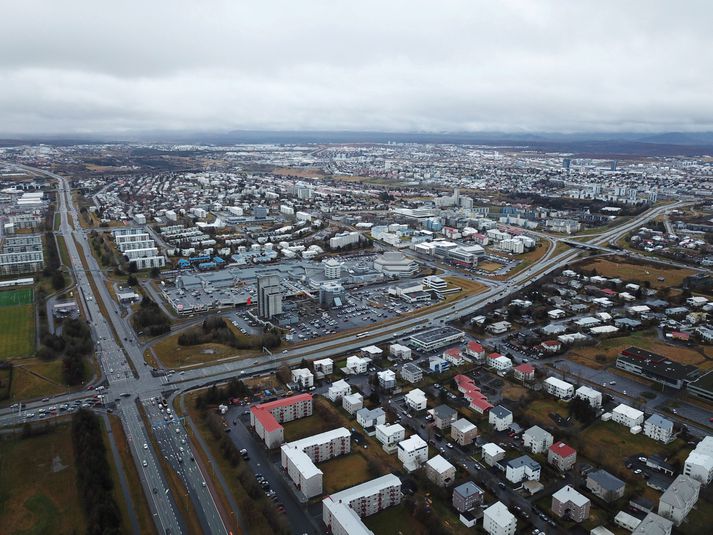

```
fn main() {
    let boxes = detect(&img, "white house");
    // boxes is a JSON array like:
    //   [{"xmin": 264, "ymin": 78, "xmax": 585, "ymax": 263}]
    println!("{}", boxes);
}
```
[
  {"xmin": 658, "ymin": 474, "xmax": 700, "ymax": 526},
  {"xmin": 644, "ymin": 414, "xmax": 675, "ymax": 444},
  {"xmin": 684, "ymin": 437, "xmax": 713, "ymax": 484},
  {"xmin": 389, "ymin": 343, "xmax": 412, "ymax": 360},
  {"xmin": 575, "ymin": 385, "xmax": 602, "ymax": 408},
  {"xmin": 544, "ymin": 377, "xmax": 574, "ymax": 399},
  {"xmin": 489, "ymin": 405, "xmax": 513, "ymax": 432},
  {"xmin": 291, "ymin": 368, "xmax": 314, "ymax": 389},
  {"xmin": 342, "ymin": 392, "xmax": 364, "ymax": 415},
  {"xmin": 405, "ymin": 388, "xmax": 428, "ymax": 412},
  {"xmin": 356, "ymin": 407, "xmax": 386, "ymax": 431},
  {"xmin": 505, "ymin": 455, "xmax": 541, "ymax": 483},
  {"xmin": 346, "ymin": 355, "xmax": 369, "ymax": 374},
  {"xmin": 313, "ymin": 358, "xmax": 334, "ymax": 376},
  {"xmin": 375, "ymin": 424, "xmax": 406, "ymax": 453},
  {"xmin": 377, "ymin": 369, "xmax": 397, "ymax": 390},
  {"xmin": 328, "ymin": 379, "xmax": 352, "ymax": 402},
  {"xmin": 487, "ymin": 353, "xmax": 513, "ymax": 372},
  {"xmin": 483, "ymin": 501, "xmax": 517, "ymax": 535},
  {"xmin": 482, "ymin": 443, "xmax": 506, "ymax": 467},
  {"xmin": 398, "ymin": 435, "xmax": 428, "ymax": 472},
  {"xmin": 612, "ymin": 404, "xmax": 644, "ymax": 428},
  {"xmin": 522, "ymin": 426, "xmax": 554, "ymax": 454},
  {"xmin": 425, "ymin": 455, "xmax": 456, "ymax": 487}
]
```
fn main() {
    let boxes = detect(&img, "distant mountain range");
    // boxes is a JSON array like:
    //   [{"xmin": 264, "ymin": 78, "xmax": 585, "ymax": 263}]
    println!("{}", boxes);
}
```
[{"xmin": 2, "ymin": 130, "xmax": 713, "ymax": 157}]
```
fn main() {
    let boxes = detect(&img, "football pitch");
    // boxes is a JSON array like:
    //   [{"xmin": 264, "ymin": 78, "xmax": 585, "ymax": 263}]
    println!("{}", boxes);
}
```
[{"xmin": 0, "ymin": 289, "xmax": 35, "ymax": 359}]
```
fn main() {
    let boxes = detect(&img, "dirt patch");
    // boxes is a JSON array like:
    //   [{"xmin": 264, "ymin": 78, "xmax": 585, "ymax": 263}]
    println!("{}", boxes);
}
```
[{"xmin": 577, "ymin": 257, "xmax": 695, "ymax": 289}]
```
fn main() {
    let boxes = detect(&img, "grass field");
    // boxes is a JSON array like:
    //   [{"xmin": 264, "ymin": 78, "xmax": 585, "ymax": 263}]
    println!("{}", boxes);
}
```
[
  {"xmin": 565, "ymin": 328, "xmax": 713, "ymax": 370},
  {"xmin": 321, "ymin": 453, "xmax": 372, "ymax": 494},
  {"xmin": 0, "ymin": 425, "xmax": 86, "ymax": 535},
  {"xmin": 0, "ymin": 305, "xmax": 35, "ymax": 361},
  {"xmin": 0, "ymin": 367, "xmax": 11, "ymax": 400},
  {"xmin": 578, "ymin": 257, "xmax": 695, "ymax": 289},
  {"xmin": 523, "ymin": 398, "xmax": 573, "ymax": 429},
  {"xmin": 10, "ymin": 359, "xmax": 67, "ymax": 401},
  {"xmin": 151, "ymin": 335, "xmax": 261, "ymax": 369},
  {"xmin": 0, "ymin": 288, "xmax": 33, "ymax": 306}
]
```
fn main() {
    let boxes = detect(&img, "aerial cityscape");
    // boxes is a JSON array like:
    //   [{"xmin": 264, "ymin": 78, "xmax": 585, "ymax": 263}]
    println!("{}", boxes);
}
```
[{"xmin": 2, "ymin": 2, "xmax": 713, "ymax": 535}]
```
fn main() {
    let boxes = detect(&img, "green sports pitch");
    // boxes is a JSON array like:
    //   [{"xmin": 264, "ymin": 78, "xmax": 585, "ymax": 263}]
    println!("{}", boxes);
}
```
[{"xmin": 0, "ymin": 288, "xmax": 33, "ymax": 307}]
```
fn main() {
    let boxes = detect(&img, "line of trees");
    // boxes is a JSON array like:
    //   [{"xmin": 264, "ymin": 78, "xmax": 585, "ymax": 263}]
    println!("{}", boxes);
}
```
[
  {"xmin": 71, "ymin": 410, "xmax": 122, "ymax": 535},
  {"xmin": 178, "ymin": 317, "xmax": 280, "ymax": 350},
  {"xmin": 132, "ymin": 297, "xmax": 171, "ymax": 336},
  {"xmin": 194, "ymin": 377, "xmax": 251, "ymax": 409},
  {"xmin": 36, "ymin": 318, "xmax": 91, "ymax": 385}
]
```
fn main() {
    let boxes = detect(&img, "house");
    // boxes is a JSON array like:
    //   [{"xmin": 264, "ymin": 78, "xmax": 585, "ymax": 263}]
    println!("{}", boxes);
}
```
[
  {"xmin": 360, "ymin": 345, "xmax": 383, "ymax": 359},
  {"xmin": 523, "ymin": 426, "xmax": 554, "ymax": 454},
  {"xmin": 587, "ymin": 469, "xmax": 625, "ymax": 502},
  {"xmin": 291, "ymin": 368, "xmax": 314, "ymax": 389},
  {"xmin": 548, "ymin": 441, "xmax": 577, "ymax": 471},
  {"xmin": 465, "ymin": 340, "xmax": 485, "ymax": 360},
  {"xmin": 658, "ymin": 474, "xmax": 700, "ymax": 526},
  {"xmin": 404, "ymin": 388, "xmax": 428, "ymax": 412},
  {"xmin": 389, "ymin": 343, "xmax": 412, "ymax": 360},
  {"xmin": 612, "ymin": 403, "xmax": 644, "ymax": 428},
  {"xmin": 342, "ymin": 392, "xmax": 364, "ymax": 415},
  {"xmin": 322, "ymin": 474, "xmax": 402, "ymax": 535},
  {"xmin": 425, "ymin": 455, "xmax": 456, "ymax": 487},
  {"xmin": 644, "ymin": 414, "xmax": 674, "ymax": 444},
  {"xmin": 548, "ymin": 309, "xmax": 567, "ymax": 320},
  {"xmin": 400, "ymin": 362, "xmax": 423, "ymax": 384},
  {"xmin": 452, "ymin": 481, "xmax": 484, "ymax": 513},
  {"xmin": 375, "ymin": 423, "xmax": 405, "ymax": 453},
  {"xmin": 631, "ymin": 512, "xmax": 673, "ymax": 535},
  {"xmin": 540, "ymin": 340, "xmax": 562, "ymax": 354},
  {"xmin": 513, "ymin": 363, "xmax": 535, "ymax": 382},
  {"xmin": 575, "ymin": 385, "xmax": 602, "ymax": 408},
  {"xmin": 313, "ymin": 358, "xmax": 334, "ymax": 376},
  {"xmin": 397, "ymin": 435, "xmax": 428, "ymax": 472},
  {"xmin": 356, "ymin": 407, "xmax": 386, "ymax": 433},
  {"xmin": 377, "ymin": 369, "xmax": 397, "ymax": 390},
  {"xmin": 429, "ymin": 356, "xmax": 450, "ymax": 374},
  {"xmin": 483, "ymin": 501, "xmax": 517, "ymax": 535},
  {"xmin": 443, "ymin": 347, "xmax": 465, "ymax": 365},
  {"xmin": 486, "ymin": 321, "xmax": 512, "ymax": 335},
  {"xmin": 551, "ymin": 485, "xmax": 590, "ymax": 523},
  {"xmin": 544, "ymin": 377, "xmax": 574, "ymax": 399},
  {"xmin": 451, "ymin": 418, "xmax": 478, "ymax": 446},
  {"xmin": 489, "ymin": 405, "xmax": 513, "ymax": 431},
  {"xmin": 482, "ymin": 442, "xmax": 506, "ymax": 467},
  {"xmin": 684, "ymin": 436, "xmax": 713, "ymax": 484},
  {"xmin": 346, "ymin": 355, "xmax": 369, "ymax": 374},
  {"xmin": 327, "ymin": 379, "xmax": 351, "ymax": 402},
  {"xmin": 454, "ymin": 374, "xmax": 493, "ymax": 414},
  {"xmin": 505, "ymin": 455, "xmax": 541, "ymax": 483},
  {"xmin": 487, "ymin": 353, "xmax": 513, "ymax": 372},
  {"xmin": 431, "ymin": 404, "xmax": 458, "ymax": 430}
]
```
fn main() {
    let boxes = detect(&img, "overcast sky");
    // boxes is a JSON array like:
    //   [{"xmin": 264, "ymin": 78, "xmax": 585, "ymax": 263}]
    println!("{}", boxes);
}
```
[{"xmin": 1, "ymin": 0, "xmax": 711, "ymax": 135}]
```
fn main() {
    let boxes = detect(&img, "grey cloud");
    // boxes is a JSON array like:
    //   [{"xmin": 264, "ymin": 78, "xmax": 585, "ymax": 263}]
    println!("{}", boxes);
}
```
[{"xmin": 1, "ymin": 0, "xmax": 712, "ymax": 135}]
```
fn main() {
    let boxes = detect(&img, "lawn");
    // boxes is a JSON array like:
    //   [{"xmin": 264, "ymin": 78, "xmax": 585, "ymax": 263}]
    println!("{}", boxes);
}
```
[
  {"xmin": 151, "ymin": 334, "xmax": 261, "ymax": 369},
  {"xmin": 566, "ymin": 328, "xmax": 712, "ymax": 370},
  {"xmin": 578, "ymin": 257, "xmax": 695, "ymax": 289},
  {"xmin": 0, "ymin": 425, "xmax": 86, "ymax": 535},
  {"xmin": 478, "ymin": 261, "xmax": 503, "ymax": 272},
  {"xmin": 282, "ymin": 411, "xmax": 335, "ymax": 442},
  {"xmin": 321, "ymin": 452, "xmax": 372, "ymax": 494},
  {"xmin": 364, "ymin": 504, "xmax": 430, "ymax": 535},
  {"xmin": 523, "ymin": 398, "xmax": 571, "ymax": 429},
  {"xmin": 0, "ymin": 305, "xmax": 35, "ymax": 361},
  {"xmin": 0, "ymin": 288, "xmax": 33, "ymax": 306},
  {"xmin": 578, "ymin": 421, "xmax": 688, "ymax": 480},
  {"xmin": 10, "ymin": 359, "xmax": 68, "ymax": 401}
]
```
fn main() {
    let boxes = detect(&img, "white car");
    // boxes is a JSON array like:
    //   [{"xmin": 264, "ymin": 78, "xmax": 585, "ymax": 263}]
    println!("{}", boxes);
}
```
[{"xmin": 143, "ymin": 443, "xmax": 148, "ymax": 450}]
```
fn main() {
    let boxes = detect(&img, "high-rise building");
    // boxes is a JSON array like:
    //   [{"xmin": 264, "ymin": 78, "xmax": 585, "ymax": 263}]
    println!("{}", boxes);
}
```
[{"xmin": 257, "ymin": 275, "xmax": 282, "ymax": 319}]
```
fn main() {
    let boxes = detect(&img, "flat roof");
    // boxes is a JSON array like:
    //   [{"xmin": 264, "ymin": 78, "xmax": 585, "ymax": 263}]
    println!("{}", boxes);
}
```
[{"xmin": 410, "ymin": 326, "xmax": 463, "ymax": 344}]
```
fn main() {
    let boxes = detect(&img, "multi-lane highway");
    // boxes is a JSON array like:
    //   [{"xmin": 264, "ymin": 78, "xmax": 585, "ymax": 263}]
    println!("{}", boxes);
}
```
[{"xmin": 0, "ymin": 161, "xmax": 694, "ymax": 534}]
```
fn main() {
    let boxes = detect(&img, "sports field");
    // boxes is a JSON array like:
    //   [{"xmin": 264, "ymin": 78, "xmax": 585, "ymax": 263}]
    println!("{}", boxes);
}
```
[{"xmin": 0, "ymin": 288, "xmax": 35, "ymax": 360}]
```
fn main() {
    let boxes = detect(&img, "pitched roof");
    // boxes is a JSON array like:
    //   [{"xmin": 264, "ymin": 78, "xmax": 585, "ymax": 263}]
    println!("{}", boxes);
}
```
[{"xmin": 548, "ymin": 441, "xmax": 576, "ymax": 458}]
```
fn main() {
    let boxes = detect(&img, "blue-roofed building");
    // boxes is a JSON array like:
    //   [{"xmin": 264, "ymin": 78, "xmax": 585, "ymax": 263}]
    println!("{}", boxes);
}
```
[
  {"xmin": 213, "ymin": 256, "xmax": 225, "ymax": 264},
  {"xmin": 176, "ymin": 258, "xmax": 190, "ymax": 269}
]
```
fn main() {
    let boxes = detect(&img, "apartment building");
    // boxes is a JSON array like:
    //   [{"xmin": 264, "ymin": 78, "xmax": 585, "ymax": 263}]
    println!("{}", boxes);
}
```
[
  {"xmin": 291, "ymin": 368, "xmax": 314, "ymax": 389},
  {"xmin": 644, "ymin": 414, "xmax": 674, "ymax": 444},
  {"xmin": 551, "ymin": 485, "xmax": 590, "ymax": 522},
  {"xmin": 544, "ymin": 377, "xmax": 574, "ymax": 399},
  {"xmin": 451, "ymin": 418, "xmax": 478, "ymax": 446},
  {"xmin": 342, "ymin": 392, "xmax": 364, "ymax": 415},
  {"xmin": 684, "ymin": 436, "xmax": 713, "ymax": 484},
  {"xmin": 505, "ymin": 455, "xmax": 541, "ymax": 483},
  {"xmin": 586, "ymin": 469, "xmax": 625, "ymax": 502},
  {"xmin": 377, "ymin": 369, "xmax": 396, "ymax": 390},
  {"xmin": 575, "ymin": 385, "xmax": 602, "ymax": 408},
  {"xmin": 425, "ymin": 455, "xmax": 456, "ymax": 487},
  {"xmin": 523, "ymin": 426, "xmax": 554, "ymax": 454},
  {"xmin": 658, "ymin": 474, "xmax": 700, "ymax": 526},
  {"xmin": 375, "ymin": 423, "xmax": 405, "ymax": 453},
  {"xmin": 400, "ymin": 362, "xmax": 423, "ymax": 384},
  {"xmin": 452, "ymin": 481, "xmax": 484, "ymax": 513},
  {"xmin": 482, "ymin": 443, "xmax": 506, "ymax": 467},
  {"xmin": 322, "ymin": 474, "xmax": 402, "ymax": 535},
  {"xmin": 611, "ymin": 404, "xmax": 644, "ymax": 428},
  {"xmin": 327, "ymin": 379, "xmax": 351, "ymax": 402},
  {"xmin": 547, "ymin": 441, "xmax": 577, "ymax": 471},
  {"xmin": 489, "ymin": 405, "xmax": 513, "ymax": 432},
  {"xmin": 314, "ymin": 358, "xmax": 334, "ymax": 376},
  {"xmin": 404, "ymin": 388, "xmax": 427, "ymax": 412},
  {"xmin": 280, "ymin": 427, "xmax": 351, "ymax": 498},
  {"xmin": 250, "ymin": 393, "xmax": 313, "ymax": 448},
  {"xmin": 0, "ymin": 234, "xmax": 44, "ymax": 275},
  {"xmin": 398, "ymin": 434, "xmax": 428, "ymax": 472},
  {"xmin": 483, "ymin": 501, "xmax": 517, "ymax": 535}
]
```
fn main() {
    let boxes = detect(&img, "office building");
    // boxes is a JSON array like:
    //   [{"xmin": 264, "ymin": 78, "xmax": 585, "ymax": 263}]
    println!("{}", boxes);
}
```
[{"xmin": 257, "ymin": 274, "xmax": 283, "ymax": 319}]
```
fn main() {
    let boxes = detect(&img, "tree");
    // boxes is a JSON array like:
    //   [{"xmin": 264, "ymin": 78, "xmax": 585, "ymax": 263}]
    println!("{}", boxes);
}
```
[
  {"xmin": 128, "ymin": 261, "xmax": 137, "ymax": 274},
  {"xmin": 149, "ymin": 267, "xmax": 160, "ymax": 279},
  {"xmin": 126, "ymin": 275, "xmax": 138, "ymax": 286},
  {"xmin": 52, "ymin": 270, "xmax": 66, "ymax": 291},
  {"xmin": 276, "ymin": 364, "xmax": 291, "ymax": 384}
]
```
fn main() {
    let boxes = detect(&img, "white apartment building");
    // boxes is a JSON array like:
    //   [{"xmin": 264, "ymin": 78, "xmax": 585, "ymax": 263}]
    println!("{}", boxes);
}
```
[
  {"xmin": 488, "ymin": 354, "xmax": 513, "ymax": 372},
  {"xmin": 425, "ymin": 455, "xmax": 456, "ymax": 487},
  {"xmin": 523, "ymin": 426, "xmax": 554, "ymax": 454},
  {"xmin": 658, "ymin": 474, "xmax": 700, "ymax": 526},
  {"xmin": 342, "ymin": 393, "xmax": 364, "ymax": 415},
  {"xmin": 404, "ymin": 389, "xmax": 428, "ymax": 412},
  {"xmin": 330, "ymin": 231, "xmax": 361, "ymax": 249},
  {"xmin": 544, "ymin": 377, "xmax": 574, "ymax": 399},
  {"xmin": 375, "ymin": 424, "xmax": 406, "ymax": 453},
  {"xmin": 398, "ymin": 435, "xmax": 428, "ymax": 472},
  {"xmin": 483, "ymin": 501, "xmax": 517, "ymax": 535},
  {"xmin": 575, "ymin": 385, "xmax": 602, "ymax": 408},
  {"xmin": 612, "ymin": 404, "xmax": 644, "ymax": 428},
  {"xmin": 489, "ymin": 405, "xmax": 513, "ymax": 432},
  {"xmin": 389, "ymin": 343, "xmax": 412, "ymax": 360},
  {"xmin": 644, "ymin": 414, "xmax": 675, "ymax": 444},
  {"xmin": 505, "ymin": 455, "xmax": 541, "ymax": 483},
  {"xmin": 322, "ymin": 474, "xmax": 402, "ymax": 535},
  {"xmin": 291, "ymin": 368, "xmax": 314, "ymax": 389},
  {"xmin": 313, "ymin": 358, "xmax": 334, "ymax": 376},
  {"xmin": 482, "ymin": 443, "xmax": 506, "ymax": 467},
  {"xmin": 377, "ymin": 369, "xmax": 396, "ymax": 390},
  {"xmin": 356, "ymin": 408, "xmax": 386, "ymax": 430},
  {"xmin": 684, "ymin": 436, "xmax": 713, "ymax": 484},
  {"xmin": 346, "ymin": 355, "xmax": 369, "ymax": 374},
  {"xmin": 327, "ymin": 379, "xmax": 351, "ymax": 402},
  {"xmin": 400, "ymin": 363, "xmax": 422, "ymax": 383},
  {"xmin": 280, "ymin": 427, "xmax": 351, "ymax": 498}
]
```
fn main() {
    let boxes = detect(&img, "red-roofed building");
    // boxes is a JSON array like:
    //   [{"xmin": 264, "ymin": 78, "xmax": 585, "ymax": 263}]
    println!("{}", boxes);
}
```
[
  {"xmin": 465, "ymin": 341, "xmax": 485, "ymax": 361},
  {"xmin": 513, "ymin": 363, "xmax": 536, "ymax": 382},
  {"xmin": 443, "ymin": 347, "xmax": 465, "ymax": 365},
  {"xmin": 548, "ymin": 441, "xmax": 577, "ymax": 471},
  {"xmin": 670, "ymin": 331, "xmax": 691, "ymax": 342},
  {"xmin": 454, "ymin": 374, "xmax": 493, "ymax": 414},
  {"xmin": 540, "ymin": 340, "xmax": 562, "ymax": 354},
  {"xmin": 250, "ymin": 393, "xmax": 313, "ymax": 448}
]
